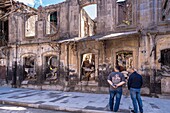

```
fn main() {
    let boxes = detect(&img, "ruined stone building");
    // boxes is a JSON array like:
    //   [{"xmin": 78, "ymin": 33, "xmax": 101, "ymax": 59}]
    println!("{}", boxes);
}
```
[{"xmin": 0, "ymin": 0, "xmax": 170, "ymax": 96}]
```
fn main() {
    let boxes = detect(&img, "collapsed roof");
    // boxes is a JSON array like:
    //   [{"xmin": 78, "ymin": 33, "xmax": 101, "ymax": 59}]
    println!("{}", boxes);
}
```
[
  {"xmin": 0, "ymin": 0, "xmax": 37, "ymax": 21},
  {"xmin": 0, "ymin": 0, "xmax": 13, "ymax": 11}
]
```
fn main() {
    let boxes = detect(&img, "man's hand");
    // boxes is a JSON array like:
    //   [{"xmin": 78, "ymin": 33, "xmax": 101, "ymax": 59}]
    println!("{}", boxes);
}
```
[
  {"xmin": 116, "ymin": 81, "xmax": 125, "ymax": 87},
  {"xmin": 112, "ymin": 84, "xmax": 117, "ymax": 89},
  {"xmin": 107, "ymin": 80, "xmax": 118, "ymax": 89}
]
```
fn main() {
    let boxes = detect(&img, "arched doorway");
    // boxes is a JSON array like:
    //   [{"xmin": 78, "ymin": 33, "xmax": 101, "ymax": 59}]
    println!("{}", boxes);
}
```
[
  {"xmin": 44, "ymin": 55, "xmax": 59, "ymax": 81},
  {"xmin": 81, "ymin": 53, "xmax": 95, "ymax": 81},
  {"xmin": 116, "ymin": 50, "xmax": 133, "ymax": 71},
  {"xmin": 42, "ymin": 51, "xmax": 59, "ymax": 83},
  {"xmin": 78, "ymin": 48, "xmax": 99, "ymax": 86},
  {"xmin": 79, "ymin": 0, "xmax": 97, "ymax": 7},
  {"xmin": 23, "ymin": 55, "xmax": 36, "ymax": 80}
]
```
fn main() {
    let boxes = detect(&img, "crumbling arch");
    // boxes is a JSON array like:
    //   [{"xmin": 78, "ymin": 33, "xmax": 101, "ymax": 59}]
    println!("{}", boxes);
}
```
[
  {"xmin": 79, "ymin": 0, "xmax": 98, "ymax": 37},
  {"xmin": 42, "ymin": 51, "xmax": 59, "ymax": 60},
  {"xmin": 79, "ymin": 0, "xmax": 97, "ymax": 8}
]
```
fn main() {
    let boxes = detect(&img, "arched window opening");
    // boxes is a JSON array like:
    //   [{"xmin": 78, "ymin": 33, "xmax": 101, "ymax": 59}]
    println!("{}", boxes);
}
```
[
  {"xmin": 80, "ymin": 4, "xmax": 97, "ymax": 37},
  {"xmin": 160, "ymin": 49, "xmax": 170, "ymax": 67}
]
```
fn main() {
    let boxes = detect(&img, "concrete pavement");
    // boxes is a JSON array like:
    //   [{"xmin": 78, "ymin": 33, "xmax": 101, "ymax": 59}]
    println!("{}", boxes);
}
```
[{"xmin": 0, "ymin": 87, "xmax": 169, "ymax": 113}]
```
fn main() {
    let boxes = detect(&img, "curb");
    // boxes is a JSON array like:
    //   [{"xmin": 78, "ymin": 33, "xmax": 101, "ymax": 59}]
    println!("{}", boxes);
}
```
[{"xmin": 0, "ymin": 100, "xmax": 116, "ymax": 113}]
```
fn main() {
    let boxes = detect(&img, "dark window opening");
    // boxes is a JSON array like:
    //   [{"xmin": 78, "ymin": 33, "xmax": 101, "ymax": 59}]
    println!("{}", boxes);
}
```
[
  {"xmin": 161, "ymin": 49, "xmax": 170, "ymax": 67},
  {"xmin": 162, "ymin": 0, "xmax": 168, "ymax": 9},
  {"xmin": 50, "ymin": 12, "xmax": 57, "ymax": 25},
  {"xmin": 158, "ymin": 49, "xmax": 170, "ymax": 76},
  {"xmin": 47, "ymin": 11, "xmax": 58, "ymax": 34},
  {"xmin": 0, "ymin": 20, "xmax": 8, "ymax": 46},
  {"xmin": 162, "ymin": 9, "xmax": 166, "ymax": 21}
]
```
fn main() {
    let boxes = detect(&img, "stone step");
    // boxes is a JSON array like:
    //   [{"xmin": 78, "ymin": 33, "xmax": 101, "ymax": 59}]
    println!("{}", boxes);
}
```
[{"xmin": 157, "ymin": 94, "xmax": 170, "ymax": 99}]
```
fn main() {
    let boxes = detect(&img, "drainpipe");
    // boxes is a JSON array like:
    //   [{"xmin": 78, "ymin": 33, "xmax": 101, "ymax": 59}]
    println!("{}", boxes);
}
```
[
  {"xmin": 6, "ymin": 49, "xmax": 10, "ymax": 84},
  {"xmin": 66, "ymin": 43, "xmax": 69, "ymax": 82},
  {"xmin": 102, "ymin": 41, "xmax": 106, "ymax": 63},
  {"xmin": 153, "ymin": 34, "xmax": 157, "ymax": 95},
  {"xmin": 58, "ymin": 43, "xmax": 61, "ymax": 79}
]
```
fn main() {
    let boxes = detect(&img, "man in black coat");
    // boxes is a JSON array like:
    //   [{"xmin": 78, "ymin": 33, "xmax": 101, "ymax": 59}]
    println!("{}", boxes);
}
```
[{"xmin": 127, "ymin": 67, "xmax": 143, "ymax": 113}]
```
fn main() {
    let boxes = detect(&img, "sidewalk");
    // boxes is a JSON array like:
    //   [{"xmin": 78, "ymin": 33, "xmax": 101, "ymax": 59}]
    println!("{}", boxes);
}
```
[{"xmin": 0, "ymin": 87, "xmax": 170, "ymax": 113}]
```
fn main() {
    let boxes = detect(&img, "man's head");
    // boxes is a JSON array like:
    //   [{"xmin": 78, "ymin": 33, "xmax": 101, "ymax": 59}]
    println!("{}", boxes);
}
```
[
  {"xmin": 127, "ymin": 67, "xmax": 135, "ymax": 73},
  {"xmin": 114, "ymin": 65, "xmax": 120, "ymax": 72}
]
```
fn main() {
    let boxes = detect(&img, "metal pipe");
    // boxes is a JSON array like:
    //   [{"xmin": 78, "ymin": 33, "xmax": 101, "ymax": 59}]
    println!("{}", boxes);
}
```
[
  {"xmin": 66, "ymin": 43, "xmax": 69, "ymax": 81},
  {"xmin": 58, "ymin": 44, "xmax": 61, "ymax": 79}
]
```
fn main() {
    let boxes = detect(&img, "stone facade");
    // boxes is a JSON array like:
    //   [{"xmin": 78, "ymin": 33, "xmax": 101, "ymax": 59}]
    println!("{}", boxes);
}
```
[{"xmin": 0, "ymin": 0, "xmax": 170, "ymax": 96}]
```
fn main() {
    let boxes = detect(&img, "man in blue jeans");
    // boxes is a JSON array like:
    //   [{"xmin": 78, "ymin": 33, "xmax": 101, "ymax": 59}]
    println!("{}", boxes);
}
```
[
  {"xmin": 107, "ymin": 66, "xmax": 125, "ymax": 112},
  {"xmin": 127, "ymin": 68, "xmax": 143, "ymax": 113}
]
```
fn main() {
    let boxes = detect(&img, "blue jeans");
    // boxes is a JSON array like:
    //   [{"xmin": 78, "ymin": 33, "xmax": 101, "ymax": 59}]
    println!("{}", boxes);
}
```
[
  {"xmin": 130, "ymin": 88, "xmax": 143, "ymax": 113},
  {"xmin": 109, "ymin": 88, "xmax": 122, "ymax": 112}
]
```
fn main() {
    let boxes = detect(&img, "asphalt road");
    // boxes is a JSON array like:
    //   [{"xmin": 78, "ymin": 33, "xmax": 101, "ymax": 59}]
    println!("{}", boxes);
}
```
[{"xmin": 0, "ymin": 104, "xmax": 70, "ymax": 113}]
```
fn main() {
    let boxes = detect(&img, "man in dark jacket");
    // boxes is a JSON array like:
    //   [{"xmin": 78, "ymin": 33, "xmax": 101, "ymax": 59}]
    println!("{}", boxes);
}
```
[{"xmin": 127, "ymin": 68, "xmax": 143, "ymax": 113}]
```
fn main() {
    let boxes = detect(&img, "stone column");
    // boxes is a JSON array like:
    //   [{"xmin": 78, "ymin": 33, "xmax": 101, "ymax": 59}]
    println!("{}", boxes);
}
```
[
  {"xmin": 36, "ymin": 44, "xmax": 42, "ymax": 85},
  {"xmin": 149, "ymin": 33, "xmax": 157, "ymax": 94}
]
